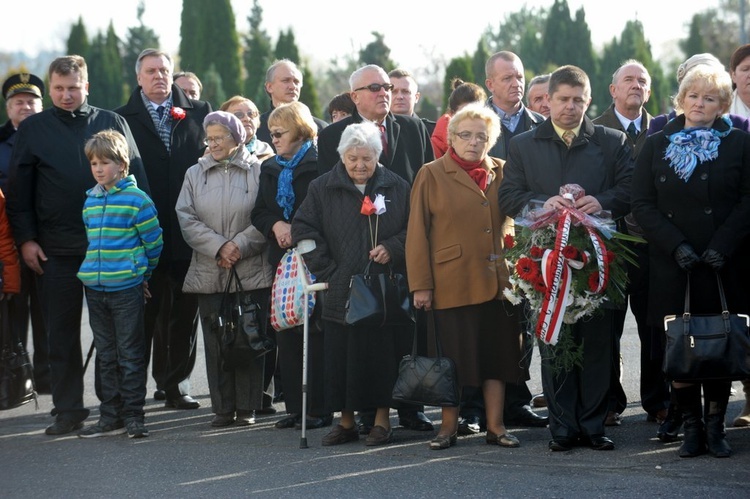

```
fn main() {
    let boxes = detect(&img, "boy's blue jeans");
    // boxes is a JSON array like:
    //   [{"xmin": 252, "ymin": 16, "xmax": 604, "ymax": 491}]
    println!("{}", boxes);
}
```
[{"xmin": 85, "ymin": 285, "xmax": 146, "ymax": 424}]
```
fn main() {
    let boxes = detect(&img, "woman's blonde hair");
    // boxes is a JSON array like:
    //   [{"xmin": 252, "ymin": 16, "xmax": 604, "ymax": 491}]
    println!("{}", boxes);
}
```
[
  {"xmin": 674, "ymin": 66, "xmax": 733, "ymax": 115},
  {"xmin": 268, "ymin": 101, "xmax": 317, "ymax": 142},
  {"xmin": 447, "ymin": 103, "xmax": 501, "ymax": 147}
]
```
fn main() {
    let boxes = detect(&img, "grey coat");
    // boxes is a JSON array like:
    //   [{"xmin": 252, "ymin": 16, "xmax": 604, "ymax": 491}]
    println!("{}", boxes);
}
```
[{"xmin": 176, "ymin": 146, "xmax": 272, "ymax": 294}]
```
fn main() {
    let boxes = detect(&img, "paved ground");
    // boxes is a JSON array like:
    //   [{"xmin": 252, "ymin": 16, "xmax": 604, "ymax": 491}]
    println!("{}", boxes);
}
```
[{"xmin": 1, "ymin": 307, "xmax": 749, "ymax": 498}]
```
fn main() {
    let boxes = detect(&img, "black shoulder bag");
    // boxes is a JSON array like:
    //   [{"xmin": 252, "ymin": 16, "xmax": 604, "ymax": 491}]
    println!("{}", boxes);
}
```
[
  {"xmin": 391, "ymin": 311, "xmax": 459, "ymax": 407},
  {"xmin": 218, "ymin": 267, "xmax": 275, "ymax": 372},
  {"xmin": 663, "ymin": 273, "xmax": 750, "ymax": 381},
  {"xmin": 344, "ymin": 261, "xmax": 414, "ymax": 327}
]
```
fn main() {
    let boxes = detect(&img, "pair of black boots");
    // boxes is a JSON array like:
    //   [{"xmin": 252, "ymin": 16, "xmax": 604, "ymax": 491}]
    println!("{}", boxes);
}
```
[{"xmin": 671, "ymin": 383, "xmax": 732, "ymax": 458}]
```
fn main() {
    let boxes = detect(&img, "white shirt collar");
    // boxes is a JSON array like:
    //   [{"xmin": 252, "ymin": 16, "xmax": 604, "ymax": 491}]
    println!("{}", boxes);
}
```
[{"xmin": 613, "ymin": 107, "xmax": 642, "ymax": 132}]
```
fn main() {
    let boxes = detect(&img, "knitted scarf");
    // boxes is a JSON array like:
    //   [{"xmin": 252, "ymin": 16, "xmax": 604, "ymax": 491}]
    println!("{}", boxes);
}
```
[
  {"xmin": 275, "ymin": 140, "xmax": 313, "ymax": 220},
  {"xmin": 664, "ymin": 115, "xmax": 731, "ymax": 182}
]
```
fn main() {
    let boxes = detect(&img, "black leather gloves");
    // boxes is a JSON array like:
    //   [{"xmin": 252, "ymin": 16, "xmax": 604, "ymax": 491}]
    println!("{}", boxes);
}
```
[
  {"xmin": 673, "ymin": 243, "xmax": 700, "ymax": 271},
  {"xmin": 701, "ymin": 249, "xmax": 726, "ymax": 271}
]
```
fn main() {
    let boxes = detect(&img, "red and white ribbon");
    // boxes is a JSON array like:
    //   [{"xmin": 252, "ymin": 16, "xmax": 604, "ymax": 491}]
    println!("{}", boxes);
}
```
[{"xmin": 534, "ymin": 207, "xmax": 610, "ymax": 345}]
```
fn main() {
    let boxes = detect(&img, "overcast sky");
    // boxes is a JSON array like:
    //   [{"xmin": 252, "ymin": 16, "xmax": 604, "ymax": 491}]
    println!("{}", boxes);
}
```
[{"xmin": 0, "ymin": 0, "xmax": 712, "ymax": 73}]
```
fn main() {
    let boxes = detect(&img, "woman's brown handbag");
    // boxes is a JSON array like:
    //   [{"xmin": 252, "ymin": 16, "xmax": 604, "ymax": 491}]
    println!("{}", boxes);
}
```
[
  {"xmin": 391, "ymin": 312, "xmax": 459, "ymax": 407},
  {"xmin": 663, "ymin": 273, "xmax": 750, "ymax": 381},
  {"xmin": 344, "ymin": 261, "xmax": 413, "ymax": 327}
]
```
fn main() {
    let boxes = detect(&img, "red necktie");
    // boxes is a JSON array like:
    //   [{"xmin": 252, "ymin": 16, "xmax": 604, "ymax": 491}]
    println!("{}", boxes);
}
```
[{"xmin": 378, "ymin": 123, "xmax": 388, "ymax": 157}]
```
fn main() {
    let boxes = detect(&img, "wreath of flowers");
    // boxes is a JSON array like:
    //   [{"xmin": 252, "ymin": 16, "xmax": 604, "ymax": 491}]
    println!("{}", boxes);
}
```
[{"xmin": 503, "ymin": 184, "xmax": 642, "ymax": 372}]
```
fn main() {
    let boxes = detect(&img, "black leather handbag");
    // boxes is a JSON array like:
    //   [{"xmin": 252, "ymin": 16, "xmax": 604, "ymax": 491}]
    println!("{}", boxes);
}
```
[
  {"xmin": 663, "ymin": 273, "xmax": 750, "ymax": 381},
  {"xmin": 391, "ymin": 312, "xmax": 459, "ymax": 407},
  {"xmin": 344, "ymin": 261, "xmax": 413, "ymax": 327},
  {"xmin": 0, "ymin": 298, "xmax": 36, "ymax": 410},
  {"xmin": 218, "ymin": 267, "xmax": 275, "ymax": 371}
]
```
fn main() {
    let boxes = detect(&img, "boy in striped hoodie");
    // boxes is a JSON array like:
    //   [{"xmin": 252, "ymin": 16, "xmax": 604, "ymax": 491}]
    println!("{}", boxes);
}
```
[{"xmin": 76, "ymin": 130, "xmax": 162, "ymax": 439}]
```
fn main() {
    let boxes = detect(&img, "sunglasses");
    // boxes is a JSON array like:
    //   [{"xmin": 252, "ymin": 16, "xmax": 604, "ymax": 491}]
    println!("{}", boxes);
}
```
[
  {"xmin": 353, "ymin": 83, "xmax": 394, "ymax": 93},
  {"xmin": 233, "ymin": 110, "xmax": 259, "ymax": 120},
  {"xmin": 269, "ymin": 130, "xmax": 289, "ymax": 139}
]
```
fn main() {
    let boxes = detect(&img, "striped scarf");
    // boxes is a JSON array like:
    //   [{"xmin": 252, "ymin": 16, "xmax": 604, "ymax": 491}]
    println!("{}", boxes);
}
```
[{"xmin": 141, "ymin": 92, "xmax": 173, "ymax": 152}]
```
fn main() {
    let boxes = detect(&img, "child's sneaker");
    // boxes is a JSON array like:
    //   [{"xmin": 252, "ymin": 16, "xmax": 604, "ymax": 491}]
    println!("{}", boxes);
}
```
[
  {"xmin": 127, "ymin": 420, "xmax": 149, "ymax": 439},
  {"xmin": 78, "ymin": 420, "xmax": 126, "ymax": 438}
]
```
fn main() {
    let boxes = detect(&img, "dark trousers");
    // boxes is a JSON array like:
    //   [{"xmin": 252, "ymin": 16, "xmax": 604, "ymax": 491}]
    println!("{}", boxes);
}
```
[
  {"xmin": 541, "ymin": 309, "xmax": 615, "ymax": 439},
  {"xmin": 628, "ymin": 245, "xmax": 670, "ymax": 415},
  {"xmin": 608, "ymin": 308, "xmax": 628, "ymax": 414},
  {"xmin": 85, "ymin": 285, "xmax": 147, "ymax": 424},
  {"xmin": 11, "ymin": 262, "xmax": 48, "ymax": 386},
  {"xmin": 144, "ymin": 263, "xmax": 198, "ymax": 398},
  {"xmin": 198, "ymin": 290, "xmax": 266, "ymax": 414},
  {"xmin": 38, "ymin": 255, "xmax": 89, "ymax": 423}
]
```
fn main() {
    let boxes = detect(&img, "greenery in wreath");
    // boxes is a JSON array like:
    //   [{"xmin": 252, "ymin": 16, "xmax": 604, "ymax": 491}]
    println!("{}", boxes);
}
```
[{"xmin": 502, "ymin": 184, "xmax": 643, "ymax": 372}]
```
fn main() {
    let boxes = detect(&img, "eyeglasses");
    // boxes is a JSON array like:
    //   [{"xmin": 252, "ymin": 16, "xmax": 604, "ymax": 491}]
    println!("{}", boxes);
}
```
[
  {"xmin": 203, "ymin": 134, "xmax": 233, "ymax": 146},
  {"xmin": 233, "ymin": 110, "xmax": 259, "ymax": 120},
  {"xmin": 455, "ymin": 131, "xmax": 490, "ymax": 143},
  {"xmin": 269, "ymin": 130, "xmax": 290, "ymax": 139},
  {"xmin": 353, "ymin": 83, "xmax": 394, "ymax": 93}
]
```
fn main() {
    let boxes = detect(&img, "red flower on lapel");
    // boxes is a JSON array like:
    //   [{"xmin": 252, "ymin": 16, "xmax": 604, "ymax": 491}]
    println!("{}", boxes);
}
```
[{"xmin": 170, "ymin": 107, "xmax": 186, "ymax": 120}]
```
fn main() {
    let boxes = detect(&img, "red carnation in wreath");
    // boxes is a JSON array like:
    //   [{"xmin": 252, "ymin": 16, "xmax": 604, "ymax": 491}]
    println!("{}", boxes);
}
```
[
  {"xmin": 516, "ymin": 257, "xmax": 539, "ymax": 281},
  {"xmin": 530, "ymin": 246, "xmax": 544, "ymax": 259},
  {"xmin": 561, "ymin": 245, "xmax": 579, "ymax": 260},
  {"xmin": 605, "ymin": 250, "xmax": 616, "ymax": 263},
  {"xmin": 504, "ymin": 234, "xmax": 515, "ymax": 249}
]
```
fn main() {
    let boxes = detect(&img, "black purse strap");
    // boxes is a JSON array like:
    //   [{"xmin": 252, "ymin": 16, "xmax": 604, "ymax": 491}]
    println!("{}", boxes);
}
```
[
  {"xmin": 683, "ymin": 272, "xmax": 732, "ymax": 334},
  {"xmin": 412, "ymin": 310, "xmax": 443, "ymax": 358},
  {"xmin": 218, "ymin": 266, "xmax": 245, "ymax": 323}
]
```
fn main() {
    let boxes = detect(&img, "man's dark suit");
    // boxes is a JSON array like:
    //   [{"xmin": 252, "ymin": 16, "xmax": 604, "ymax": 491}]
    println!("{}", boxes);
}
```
[
  {"xmin": 593, "ymin": 104, "xmax": 669, "ymax": 421},
  {"xmin": 116, "ymin": 85, "xmax": 211, "ymax": 402},
  {"xmin": 317, "ymin": 110, "xmax": 434, "ymax": 182},
  {"xmin": 499, "ymin": 116, "xmax": 633, "ymax": 442}
]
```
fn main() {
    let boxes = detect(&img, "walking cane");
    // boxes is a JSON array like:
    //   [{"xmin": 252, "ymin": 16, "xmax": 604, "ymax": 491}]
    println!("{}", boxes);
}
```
[{"xmin": 295, "ymin": 239, "xmax": 327, "ymax": 449}]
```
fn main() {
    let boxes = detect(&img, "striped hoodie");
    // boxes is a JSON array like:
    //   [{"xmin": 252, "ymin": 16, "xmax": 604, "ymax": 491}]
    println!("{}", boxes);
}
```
[{"xmin": 77, "ymin": 175, "xmax": 163, "ymax": 291}]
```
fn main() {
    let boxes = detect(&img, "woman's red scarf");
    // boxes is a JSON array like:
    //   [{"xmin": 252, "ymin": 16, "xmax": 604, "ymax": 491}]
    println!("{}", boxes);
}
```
[{"xmin": 449, "ymin": 147, "xmax": 488, "ymax": 190}]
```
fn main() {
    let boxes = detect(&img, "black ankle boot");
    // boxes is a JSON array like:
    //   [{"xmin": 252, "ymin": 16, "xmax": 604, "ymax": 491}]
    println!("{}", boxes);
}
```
[
  {"xmin": 704, "ymin": 382, "xmax": 732, "ymax": 458},
  {"xmin": 673, "ymin": 385, "xmax": 706, "ymax": 458},
  {"xmin": 656, "ymin": 401, "xmax": 683, "ymax": 443}
]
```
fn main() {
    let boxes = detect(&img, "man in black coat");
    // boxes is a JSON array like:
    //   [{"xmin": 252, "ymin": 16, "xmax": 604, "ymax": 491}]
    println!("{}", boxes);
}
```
[
  {"xmin": 317, "ymin": 64, "xmax": 434, "ymax": 182},
  {"xmin": 485, "ymin": 51, "xmax": 545, "ymax": 161},
  {"xmin": 116, "ymin": 49, "xmax": 211, "ymax": 410},
  {"xmin": 7, "ymin": 56, "xmax": 150, "ymax": 435},
  {"xmin": 256, "ymin": 59, "xmax": 327, "ymax": 150},
  {"xmin": 317, "ymin": 64, "xmax": 434, "ymax": 433},
  {"xmin": 388, "ymin": 68, "xmax": 436, "ymax": 135},
  {"xmin": 499, "ymin": 65, "xmax": 633, "ymax": 452},
  {"xmin": 593, "ymin": 60, "xmax": 668, "ymax": 430}
]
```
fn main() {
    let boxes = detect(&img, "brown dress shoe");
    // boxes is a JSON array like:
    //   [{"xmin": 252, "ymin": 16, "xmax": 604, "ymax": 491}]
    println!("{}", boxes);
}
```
[
  {"xmin": 365, "ymin": 425, "xmax": 393, "ymax": 446},
  {"xmin": 486, "ymin": 430, "xmax": 520, "ymax": 448},
  {"xmin": 321, "ymin": 424, "xmax": 359, "ymax": 446},
  {"xmin": 429, "ymin": 432, "xmax": 457, "ymax": 450}
]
